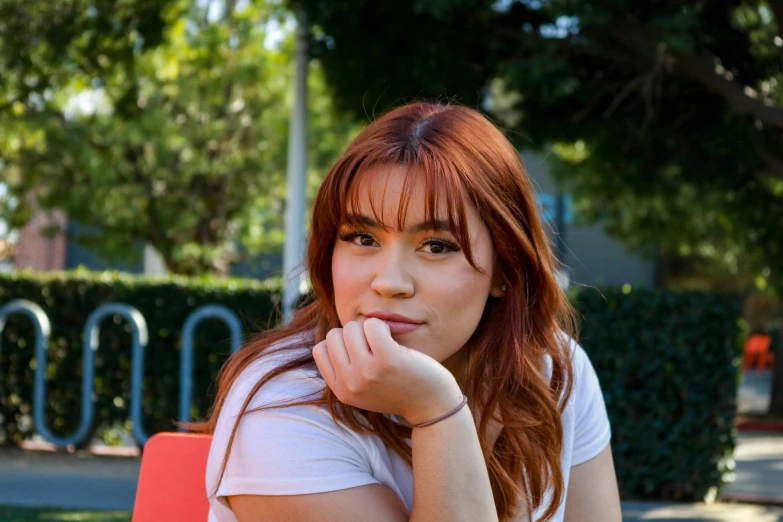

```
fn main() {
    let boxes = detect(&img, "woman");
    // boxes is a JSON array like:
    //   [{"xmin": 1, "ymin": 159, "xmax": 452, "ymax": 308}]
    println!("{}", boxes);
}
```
[{"xmin": 197, "ymin": 102, "xmax": 622, "ymax": 521}]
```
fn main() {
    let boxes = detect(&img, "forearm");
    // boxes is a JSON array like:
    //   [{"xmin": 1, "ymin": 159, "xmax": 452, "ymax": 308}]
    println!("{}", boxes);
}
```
[{"xmin": 408, "ymin": 405, "xmax": 498, "ymax": 522}]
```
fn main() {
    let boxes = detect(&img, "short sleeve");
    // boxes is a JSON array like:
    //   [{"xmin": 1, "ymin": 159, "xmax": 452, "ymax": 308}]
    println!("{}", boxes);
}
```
[
  {"xmin": 569, "ymin": 343, "xmax": 612, "ymax": 466},
  {"xmin": 207, "ymin": 354, "xmax": 381, "ymax": 507}
]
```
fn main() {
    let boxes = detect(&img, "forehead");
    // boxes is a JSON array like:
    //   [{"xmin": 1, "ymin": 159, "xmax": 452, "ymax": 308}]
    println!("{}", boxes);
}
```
[
  {"xmin": 345, "ymin": 164, "xmax": 457, "ymax": 227},
  {"xmin": 340, "ymin": 164, "xmax": 491, "ymax": 267},
  {"xmin": 349, "ymin": 164, "xmax": 431, "ymax": 203}
]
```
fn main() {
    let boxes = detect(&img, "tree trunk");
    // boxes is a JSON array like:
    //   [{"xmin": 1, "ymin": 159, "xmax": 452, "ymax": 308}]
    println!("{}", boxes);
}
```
[{"xmin": 768, "ymin": 321, "xmax": 783, "ymax": 416}]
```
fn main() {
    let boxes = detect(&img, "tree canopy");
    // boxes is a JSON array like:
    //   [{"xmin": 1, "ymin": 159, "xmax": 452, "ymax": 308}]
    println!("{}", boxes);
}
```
[
  {"xmin": 301, "ymin": 0, "xmax": 783, "ymax": 294},
  {"xmin": 0, "ymin": 0, "xmax": 357, "ymax": 274}
]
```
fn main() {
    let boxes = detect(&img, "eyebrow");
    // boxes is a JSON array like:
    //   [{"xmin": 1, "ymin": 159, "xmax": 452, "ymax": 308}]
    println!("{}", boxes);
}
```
[{"xmin": 342, "ymin": 213, "xmax": 453, "ymax": 234}]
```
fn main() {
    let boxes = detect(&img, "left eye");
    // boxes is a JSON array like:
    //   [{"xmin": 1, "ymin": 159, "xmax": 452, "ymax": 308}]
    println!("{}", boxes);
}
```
[
  {"xmin": 355, "ymin": 234, "xmax": 375, "ymax": 247},
  {"xmin": 422, "ymin": 240, "xmax": 457, "ymax": 254},
  {"xmin": 337, "ymin": 232, "xmax": 377, "ymax": 247}
]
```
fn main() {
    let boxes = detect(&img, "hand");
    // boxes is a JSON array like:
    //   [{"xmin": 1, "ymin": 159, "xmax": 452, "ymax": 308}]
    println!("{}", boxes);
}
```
[{"xmin": 312, "ymin": 318, "xmax": 465, "ymax": 425}]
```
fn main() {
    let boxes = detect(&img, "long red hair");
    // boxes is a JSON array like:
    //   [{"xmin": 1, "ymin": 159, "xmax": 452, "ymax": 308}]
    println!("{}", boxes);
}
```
[{"xmin": 191, "ymin": 101, "xmax": 576, "ymax": 522}]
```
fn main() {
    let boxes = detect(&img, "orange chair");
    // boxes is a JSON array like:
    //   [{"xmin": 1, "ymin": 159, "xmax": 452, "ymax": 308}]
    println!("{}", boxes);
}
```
[
  {"xmin": 132, "ymin": 432, "xmax": 213, "ymax": 522},
  {"xmin": 743, "ymin": 334, "xmax": 775, "ymax": 371}
]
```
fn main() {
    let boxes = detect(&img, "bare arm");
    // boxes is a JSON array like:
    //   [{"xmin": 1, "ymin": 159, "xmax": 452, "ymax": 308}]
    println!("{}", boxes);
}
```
[
  {"xmin": 228, "ymin": 393, "xmax": 498, "ymax": 522},
  {"xmin": 563, "ymin": 444, "xmax": 622, "ymax": 522},
  {"xmin": 409, "ymin": 400, "xmax": 498, "ymax": 522}
]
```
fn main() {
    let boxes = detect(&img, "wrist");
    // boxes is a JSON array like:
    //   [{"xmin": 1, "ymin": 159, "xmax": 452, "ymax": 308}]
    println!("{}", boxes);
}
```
[{"xmin": 403, "ymin": 384, "xmax": 466, "ymax": 426}]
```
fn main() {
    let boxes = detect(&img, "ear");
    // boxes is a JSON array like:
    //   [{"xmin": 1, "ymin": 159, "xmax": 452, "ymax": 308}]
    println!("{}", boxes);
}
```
[
  {"xmin": 489, "ymin": 256, "xmax": 506, "ymax": 298},
  {"xmin": 489, "ymin": 281, "xmax": 506, "ymax": 298}
]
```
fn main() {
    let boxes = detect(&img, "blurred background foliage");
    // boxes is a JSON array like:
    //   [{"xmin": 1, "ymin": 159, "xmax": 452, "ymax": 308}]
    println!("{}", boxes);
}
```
[
  {"xmin": 0, "ymin": 0, "xmax": 359, "ymax": 275},
  {"xmin": 2, "ymin": 0, "xmax": 782, "ymax": 295},
  {"xmin": 299, "ymin": 0, "xmax": 783, "ymax": 299},
  {"xmin": 575, "ymin": 287, "xmax": 741, "ymax": 502}
]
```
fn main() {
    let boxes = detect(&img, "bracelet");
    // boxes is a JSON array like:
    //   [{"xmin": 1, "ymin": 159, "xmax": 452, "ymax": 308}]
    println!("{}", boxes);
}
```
[{"xmin": 413, "ymin": 395, "xmax": 468, "ymax": 428}]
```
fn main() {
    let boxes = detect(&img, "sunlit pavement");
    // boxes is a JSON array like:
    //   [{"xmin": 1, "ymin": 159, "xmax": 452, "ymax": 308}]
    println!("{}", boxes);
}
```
[
  {"xmin": 0, "ymin": 447, "xmax": 140, "ymax": 510},
  {"xmin": 622, "ymin": 500, "xmax": 783, "ymax": 521},
  {"xmin": 738, "ymin": 370, "xmax": 773, "ymax": 415},
  {"xmin": 722, "ymin": 432, "xmax": 783, "ymax": 501}
]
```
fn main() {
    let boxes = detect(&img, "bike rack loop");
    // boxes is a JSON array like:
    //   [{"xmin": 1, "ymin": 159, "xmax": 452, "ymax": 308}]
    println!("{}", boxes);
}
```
[
  {"xmin": 0, "ymin": 300, "xmax": 60, "ymax": 444},
  {"xmin": 0, "ymin": 301, "xmax": 150, "ymax": 446},
  {"xmin": 178, "ymin": 305, "xmax": 242, "ymax": 427}
]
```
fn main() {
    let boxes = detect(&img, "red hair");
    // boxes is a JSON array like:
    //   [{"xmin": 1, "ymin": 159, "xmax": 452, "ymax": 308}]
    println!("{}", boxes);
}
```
[{"xmin": 191, "ymin": 102, "xmax": 576, "ymax": 521}]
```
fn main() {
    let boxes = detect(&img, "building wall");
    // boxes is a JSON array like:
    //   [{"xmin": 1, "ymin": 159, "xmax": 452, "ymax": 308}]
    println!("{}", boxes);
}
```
[
  {"xmin": 14, "ymin": 206, "xmax": 67, "ymax": 271},
  {"xmin": 521, "ymin": 150, "xmax": 657, "ymax": 289},
  {"xmin": 65, "ymin": 221, "xmax": 143, "ymax": 273}
]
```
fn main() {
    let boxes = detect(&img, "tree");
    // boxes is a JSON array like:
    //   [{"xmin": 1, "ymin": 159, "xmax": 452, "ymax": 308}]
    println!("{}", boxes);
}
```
[
  {"xmin": 0, "ymin": 0, "xmax": 357, "ymax": 274},
  {"xmin": 298, "ymin": 0, "xmax": 783, "ymax": 413}
]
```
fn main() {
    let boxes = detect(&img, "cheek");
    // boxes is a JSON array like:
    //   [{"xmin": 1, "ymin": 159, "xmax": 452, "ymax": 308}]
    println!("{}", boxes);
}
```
[
  {"xmin": 331, "ymin": 249, "xmax": 366, "ymax": 309},
  {"xmin": 423, "ymin": 250, "xmax": 494, "ymax": 343},
  {"xmin": 431, "ymin": 268, "xmax": 491, "ymax": 316}
]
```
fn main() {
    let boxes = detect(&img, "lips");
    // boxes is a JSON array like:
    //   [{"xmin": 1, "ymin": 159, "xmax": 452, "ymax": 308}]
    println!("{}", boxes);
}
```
[{"xmin": 362, "ymin": 311, "xmax": 424, "ymax": 335}]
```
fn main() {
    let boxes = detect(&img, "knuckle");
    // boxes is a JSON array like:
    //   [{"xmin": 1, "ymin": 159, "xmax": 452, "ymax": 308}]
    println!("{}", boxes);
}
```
[
  {"xmin": 372, "ymin": 353, "xmax": 392, "ymax": 372},
  {"xmin": 361, "ymin": 363, "xmax": 381, "ymax": 383},
  {"xmin": 325, "ymin": 328, "xmax": 343, "ymax": 346},
  {"xmin": 343, "ymin": 378, "xmax": 360, "ymax": 394},
  {"xmin": 345, "ymin": 320, "xmax": 362, "ymax": 332},
  {"xmin": 333, "ymin": 383, "xmax": 356, "ymax": 405},
  {"xmin": 330, "ymin": 387, "xmax": 347, "ymax": 404},
  {"xmin": 311, "ymin": 344, "xmax": 325, "ymax": 362}
]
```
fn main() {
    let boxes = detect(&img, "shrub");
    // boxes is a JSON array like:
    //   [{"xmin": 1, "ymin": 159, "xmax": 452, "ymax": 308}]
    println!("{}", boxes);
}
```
[
  {"xmin": 0, "ymin": 269, "xmax": 280, "ymax": 446},
  {"xmin": 574, "ymin": 287, "xmax": 741, "ymax": 501}
]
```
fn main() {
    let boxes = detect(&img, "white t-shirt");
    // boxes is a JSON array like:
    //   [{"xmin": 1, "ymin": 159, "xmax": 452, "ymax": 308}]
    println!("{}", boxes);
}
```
[{"xmin": 206, "ymin": 335, "xmax": 611, "ymax": 522}]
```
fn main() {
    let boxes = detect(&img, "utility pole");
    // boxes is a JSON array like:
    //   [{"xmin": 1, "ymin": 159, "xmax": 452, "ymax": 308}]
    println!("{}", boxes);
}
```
[{"xmin": 282, "ymin": 4, "xmax": 308, "ymax": 324}]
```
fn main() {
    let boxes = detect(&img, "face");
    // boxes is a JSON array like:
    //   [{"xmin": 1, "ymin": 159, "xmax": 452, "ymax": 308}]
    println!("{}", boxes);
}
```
[{"xmin": 331, "ymin": 164, "xmax": 505, "ymax": 378}]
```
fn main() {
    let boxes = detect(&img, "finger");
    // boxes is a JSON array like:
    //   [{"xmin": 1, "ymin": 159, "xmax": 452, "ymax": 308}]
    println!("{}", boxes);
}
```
[
  {"xmin": 342, "ymin": 320, "xmax": 372, "ymax": 366},
  {"xmin": 363, "ymin": 318, "xmax": 398, "ymax": 355},
  {"xmin": 312, "ymin": 340, "xmax": 336, "ymax": 386},
  {"xmin": 325, "ymin": 328, "xmax": 352, "ymax": 374}
]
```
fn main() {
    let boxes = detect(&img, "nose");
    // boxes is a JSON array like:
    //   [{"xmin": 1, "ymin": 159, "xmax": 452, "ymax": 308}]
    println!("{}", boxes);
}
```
[{"xmin": 370, "ymin": 246, "xmax": 415, "ymax": 298}]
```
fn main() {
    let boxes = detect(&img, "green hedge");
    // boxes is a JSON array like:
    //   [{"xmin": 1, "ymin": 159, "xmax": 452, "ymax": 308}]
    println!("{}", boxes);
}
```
[
  {"xmin": 0, "ymin": 269, "xmax": 281, "ymax": 446},
  {"xmin": 0, "ymin": 272, "xmax": 741, "ymax": 502},
  {"xmin": 573, "ymin": 287, "xmax": 741, "ymax": 502}
]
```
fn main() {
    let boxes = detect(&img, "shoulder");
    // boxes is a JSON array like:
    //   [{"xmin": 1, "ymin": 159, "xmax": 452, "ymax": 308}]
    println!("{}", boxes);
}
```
[
  {"xmin": 554, "ymin": 333, "xmax": 604, "ymax": 406},
  {"xmin": 565, "ymin": 335, "xmax": 598, "ymax": 386},
  {"xmin": 558, "ymin": 334, "xmax": 612, "ymax": 465},
  {"xmin": 542, "ymin": 332, "xmax": 599, "ymax": 393},
  {"xmin": 225, "ymin": 330, "xmax": 323, "ymax": 411},
  {"xmin": 206, "ymin": 332, "xmax": 382, "ymax": 500}
]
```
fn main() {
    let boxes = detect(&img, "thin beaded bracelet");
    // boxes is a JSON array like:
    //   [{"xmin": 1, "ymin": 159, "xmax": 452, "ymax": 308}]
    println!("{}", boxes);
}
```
[{"xmin": 413, "ymin": 394, "xmax": 468, "ymax": 428}]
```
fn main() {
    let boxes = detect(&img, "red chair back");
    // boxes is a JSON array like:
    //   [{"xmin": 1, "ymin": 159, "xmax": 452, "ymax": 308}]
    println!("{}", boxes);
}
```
[
  {"xmin": 745, "ymin": 334, "xmax": 772, "ymax": 354},
  {"xmin": 132, "ymin": 432, "xmax": 213, "ymax": 522},
  {"xmin": 743, "ymin": 334, "xmax": 774, "ymax": 370}
]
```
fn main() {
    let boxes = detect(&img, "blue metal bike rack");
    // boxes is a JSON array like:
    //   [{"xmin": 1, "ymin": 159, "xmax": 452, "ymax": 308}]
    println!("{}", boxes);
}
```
[
  {"xmin": 65, "ymin": 304, "xmax": 150, "ymax": 447},
  {"xmin": 178, "ymin": 305, "xmax": 242, "ymax": 427},
  {"xmin": 0, "ymin": 300, "xmax": 59, "ymax": 444}
]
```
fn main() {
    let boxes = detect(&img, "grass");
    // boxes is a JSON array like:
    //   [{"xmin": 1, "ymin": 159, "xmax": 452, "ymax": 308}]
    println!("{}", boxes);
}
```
[{"xmin": 0, "ymin": 506, "xmax": 131, "ymax": 522}]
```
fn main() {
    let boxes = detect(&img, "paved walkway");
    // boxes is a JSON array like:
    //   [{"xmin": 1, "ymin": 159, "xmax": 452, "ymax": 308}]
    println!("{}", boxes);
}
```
[
  {"xmin": 723, "ymin": 432, "xmax": 783, "ymax": 501},
  {"xmin": 622, "ymin": 501, "xmax": 783, "ymax": 521},
  {"xmin": 0, "ymin": 370, "xmax": 779, "ymax": 520},
  {"xmin": 0, "ymin": 431, "xmax": 781, "ymax": 520},
  {"xmin": 738, "ymin": 370, "xmax": 773, "ymax": 415},
  {"xmin": 0, "ymin": 447, "xmax": 140, "ymax": 511}
]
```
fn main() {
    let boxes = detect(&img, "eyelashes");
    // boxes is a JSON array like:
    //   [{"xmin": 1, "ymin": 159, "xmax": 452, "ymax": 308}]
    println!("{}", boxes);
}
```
[{"xmin": 337, "ymin": 230, "xmax": 461, "ymax": 254}]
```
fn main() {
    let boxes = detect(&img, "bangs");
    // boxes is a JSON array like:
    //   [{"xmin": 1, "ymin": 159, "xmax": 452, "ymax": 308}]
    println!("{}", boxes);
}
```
[{"xmin": 337, "ymin": 160, "xmax": 481, "ymax": 271}]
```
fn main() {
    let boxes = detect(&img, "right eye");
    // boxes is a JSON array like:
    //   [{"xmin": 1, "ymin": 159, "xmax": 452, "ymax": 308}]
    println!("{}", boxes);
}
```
[{"xmin": 338, "ymin": 231, "xmax": 377, "ymax": 247}]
